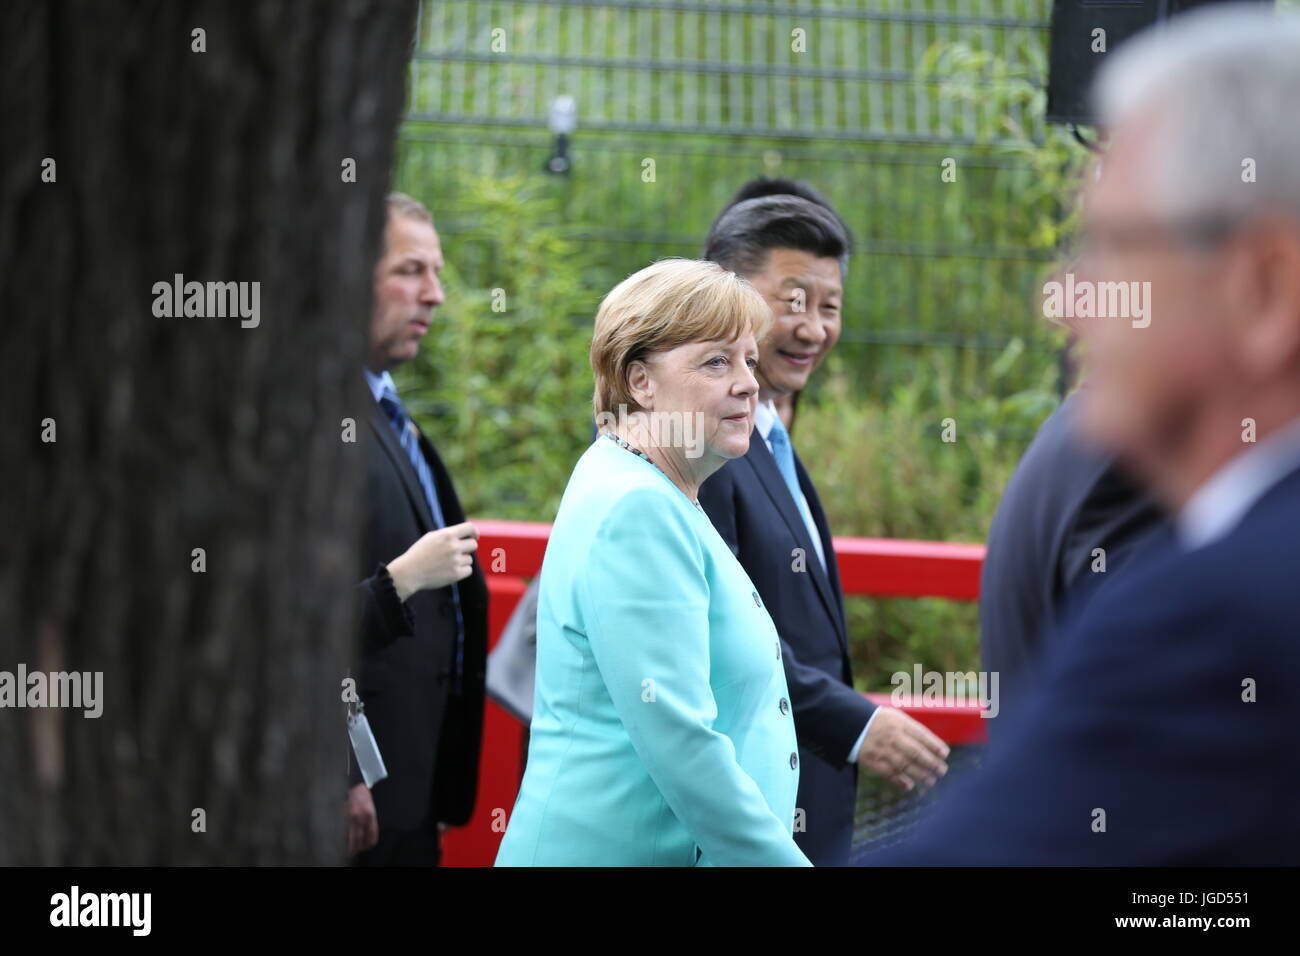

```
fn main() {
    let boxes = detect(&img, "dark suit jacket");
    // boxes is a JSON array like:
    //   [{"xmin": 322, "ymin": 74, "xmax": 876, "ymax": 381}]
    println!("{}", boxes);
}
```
[
  {"xmin": 699, "ymin": 427, "xmax": 874, "ymax": 866},
  {"xmin": 353, "ymin": 399, "xmax": 488, "ymax": 833},
  {"xmin": 980, "ymin": 392, "xmax": 1166, "ymax": 725},
  {"xmin": 864, "ymin": 463, "xmax": 1300, "ymax": 865}
]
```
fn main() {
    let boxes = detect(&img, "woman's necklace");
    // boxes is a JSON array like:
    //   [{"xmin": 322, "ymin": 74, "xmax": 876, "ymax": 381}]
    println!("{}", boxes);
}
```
[
  {"xmin": 602, "ymin": 432, "xmax": 703, "ymax": 510},
  {"xmin": 603, "ymin": 430, "xmax": 654, "ymax": 465}
]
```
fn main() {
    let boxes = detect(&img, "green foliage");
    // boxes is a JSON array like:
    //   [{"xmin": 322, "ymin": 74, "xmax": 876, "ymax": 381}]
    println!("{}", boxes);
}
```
[
  {"xmin": 918, "ymin": 33, "xmax": 1087, "ymax": 252},
  {"xmin": 800, "ymin": 339, "xmax": 1060, "ymax": 689},
  {"xmin": 393, "ymin": 23, "xmax": 1089, "ymax": 690}
]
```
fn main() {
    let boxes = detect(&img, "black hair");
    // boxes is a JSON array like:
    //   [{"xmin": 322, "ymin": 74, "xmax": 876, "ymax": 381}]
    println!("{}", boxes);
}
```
[
  {"xmin": 716, "ymin": 176, "xmax": 839, "ymax": 219},
  {"xmin": 703, "ymin": 177, "xmax": 852, "ymax": 278}
]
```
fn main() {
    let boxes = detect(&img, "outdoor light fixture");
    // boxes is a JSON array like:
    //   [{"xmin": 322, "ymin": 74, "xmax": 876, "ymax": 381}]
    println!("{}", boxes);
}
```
[{"xmin": 545, "ymin": 95, "xmax": 576, "ymax": 175}]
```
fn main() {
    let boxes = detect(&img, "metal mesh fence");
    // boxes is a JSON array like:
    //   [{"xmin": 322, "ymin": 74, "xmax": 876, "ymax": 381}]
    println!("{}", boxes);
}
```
[
  {"xmin": 399, "ymin": 0, "xmax": 1063, "ymax": 396},
  {"xmin": 851, "ymin": 742, "xmax": 984, "ymax": 860},
  {"xmin": 410, "ymin": 0, "xmax": 1049, "ymax": 143}
]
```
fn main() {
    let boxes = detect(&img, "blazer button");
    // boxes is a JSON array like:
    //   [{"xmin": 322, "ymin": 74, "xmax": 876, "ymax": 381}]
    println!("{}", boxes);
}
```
[
  {"xmin": 789, "ymin": 753, "xmax": 799, "ymax": 771},
  {"xmin": 779, "ymin": 698, "xmax": 790, "ymax": 716}
]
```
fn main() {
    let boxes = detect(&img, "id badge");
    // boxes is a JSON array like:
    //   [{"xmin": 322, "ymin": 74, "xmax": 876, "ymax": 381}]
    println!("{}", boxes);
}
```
[{"xmin": 347, "ymin": 710, "xmax": 388, "ymax": 788}]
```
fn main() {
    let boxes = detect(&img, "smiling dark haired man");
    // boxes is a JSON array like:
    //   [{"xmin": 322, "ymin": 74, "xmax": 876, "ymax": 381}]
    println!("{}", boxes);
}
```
[{"xmin": 699, "ymin": 178, "xmax": 950, "ymax": 866}]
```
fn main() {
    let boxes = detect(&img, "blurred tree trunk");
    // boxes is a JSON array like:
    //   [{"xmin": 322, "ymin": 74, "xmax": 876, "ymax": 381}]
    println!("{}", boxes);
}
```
[{"xmin": 0, "ymin": 0, "xmax": 419, "ymax": 864}]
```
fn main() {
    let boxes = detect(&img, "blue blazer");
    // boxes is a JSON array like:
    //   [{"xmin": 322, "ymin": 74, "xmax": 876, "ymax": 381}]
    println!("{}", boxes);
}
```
[
  {"xmin": 979, "ymin": 392, "xmax": 1165, "ymax": 728},
  {"xmin": 495, "ymin": 435, "xmax": 811, "ymax": 866},
  {"xmin": 698, "ymin": 426, "xmax": 873, "ymax": 866},
  {"xmin": 862, "ymin": 463, "xmax": 1300, "ymax": 865}
]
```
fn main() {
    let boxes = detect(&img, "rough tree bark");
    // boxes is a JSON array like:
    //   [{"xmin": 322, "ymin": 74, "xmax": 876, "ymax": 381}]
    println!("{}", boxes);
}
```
[{"xmin": 0, "ymin": 0, "xmax": 420, "ymax": 864}]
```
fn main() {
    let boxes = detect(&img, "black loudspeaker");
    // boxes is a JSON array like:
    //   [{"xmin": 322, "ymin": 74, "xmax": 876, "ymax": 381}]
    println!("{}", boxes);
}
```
[{"xmin": 1046, "ymin": 0, "xmax": 1271, "ymax": 126}]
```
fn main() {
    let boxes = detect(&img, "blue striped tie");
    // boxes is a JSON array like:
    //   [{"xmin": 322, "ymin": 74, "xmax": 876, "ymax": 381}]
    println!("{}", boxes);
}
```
[{"xmin": 377, "ymin": 384, "xmax": 466, "ymax": 693}]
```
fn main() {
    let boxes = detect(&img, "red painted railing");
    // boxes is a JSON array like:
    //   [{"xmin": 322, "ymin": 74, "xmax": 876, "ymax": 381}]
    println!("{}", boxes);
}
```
[{"xmin": 441, "ymin": 520, "xmax": 986, "ymax": 866}]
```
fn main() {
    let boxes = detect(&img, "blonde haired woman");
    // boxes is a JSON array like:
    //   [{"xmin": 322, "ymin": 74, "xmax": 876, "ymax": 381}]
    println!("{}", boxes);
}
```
[{"xmin": 496, "ymin": 259, "xmax": 811, "ymax": 866}]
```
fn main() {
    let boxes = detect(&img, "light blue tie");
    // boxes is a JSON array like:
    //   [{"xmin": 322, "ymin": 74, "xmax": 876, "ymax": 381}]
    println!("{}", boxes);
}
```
[
  {"xmin": 377, "ymin": 383, "xmax": 467, "ymax": 693},
  {"xmin": 767, "ymin": 415, "xmax": 826, "ymax": 571}
]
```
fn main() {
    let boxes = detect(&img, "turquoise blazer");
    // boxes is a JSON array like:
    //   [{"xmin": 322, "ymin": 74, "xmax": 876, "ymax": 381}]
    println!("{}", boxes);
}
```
[{"xmin": 495, "ymin": 435, "xmax": 811, "ymax": 866}]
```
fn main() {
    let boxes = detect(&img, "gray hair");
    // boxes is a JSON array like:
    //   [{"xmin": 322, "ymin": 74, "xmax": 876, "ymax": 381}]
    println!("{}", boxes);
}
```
[
  {"xmin": 1092, "ymin": 6, "xmax": 1300, "ymax": 229},
  {"xmin": 385, "ymin": 191, "xmax": 433, "ymax": 224}
]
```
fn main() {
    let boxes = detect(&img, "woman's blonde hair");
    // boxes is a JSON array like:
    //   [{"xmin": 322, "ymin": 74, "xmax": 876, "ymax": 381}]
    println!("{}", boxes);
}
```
[{"xmin": 590, "ymin": 258, "xmax": 772, "ymax": 420}]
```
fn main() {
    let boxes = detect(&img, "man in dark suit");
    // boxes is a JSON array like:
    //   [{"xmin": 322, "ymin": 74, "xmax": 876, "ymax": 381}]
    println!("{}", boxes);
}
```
[
  {"xmin": 979, "ymin": 389, "xmax": 1166, "ymax": 729},
  {"xmin": 347, "ymin": 193, "xmax": 488, "ymax": 865},
  {"xmin": 865, "ymin": 6, "xmax": 1300, "ymax": 864},
  {"xmin": 699, "ymin": 179, "xmax": 949, "ymax": 866}
]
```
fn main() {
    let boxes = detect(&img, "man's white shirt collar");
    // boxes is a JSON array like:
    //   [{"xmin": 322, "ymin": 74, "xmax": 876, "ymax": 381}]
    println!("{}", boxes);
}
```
[
  {"xmin": 753, "ymin": 398, "xmax": 778, "ymax": 443},
  {"xmin": 1178, "ymin": 414, "xmax": 1300, "ymax": 550}
]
